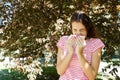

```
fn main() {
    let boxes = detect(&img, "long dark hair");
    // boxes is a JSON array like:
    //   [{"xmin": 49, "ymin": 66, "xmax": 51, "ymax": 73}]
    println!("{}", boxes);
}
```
[{"xmin": 70, "ymin": 11, "xmax": 98, "ymax": 38}]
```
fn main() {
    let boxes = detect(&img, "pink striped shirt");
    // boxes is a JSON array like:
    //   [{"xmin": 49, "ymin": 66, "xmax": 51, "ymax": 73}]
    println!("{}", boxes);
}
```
[{"xmin": 57, "ymin": 36, "xmax": 105, "ymax": 80}]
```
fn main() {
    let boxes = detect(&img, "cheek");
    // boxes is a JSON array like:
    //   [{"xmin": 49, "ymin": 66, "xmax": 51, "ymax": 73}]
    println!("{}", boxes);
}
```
[
  {"xmin": 81, "ymin": 31, "xmax": 87, "ymax": 36},
  {"xmin": 72, "ymin": 31, "xmax": 75, "ymax": 34},
  {"xmin": 71, "ymin": 29, "xmax": 76, "ymax": 33},
  {"xmin": 85, "ymin": 32, "xmax": 87, "ymax": 36}
]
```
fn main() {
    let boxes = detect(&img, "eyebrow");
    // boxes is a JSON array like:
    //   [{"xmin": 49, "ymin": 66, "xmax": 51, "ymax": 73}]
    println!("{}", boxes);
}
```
[
  {"xmin": 73, "ymin": 28, "xmax": 85, "ymax": 30},
  {"xmin": 80, "ymin": 28, "xmax": 86, "ymax": 30}
]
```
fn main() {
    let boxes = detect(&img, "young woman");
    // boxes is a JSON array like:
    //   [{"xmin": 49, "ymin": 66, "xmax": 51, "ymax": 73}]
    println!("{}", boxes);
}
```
[{"xmin": 56, "ymin": 11, "xmax": 105, "ymax": 80}]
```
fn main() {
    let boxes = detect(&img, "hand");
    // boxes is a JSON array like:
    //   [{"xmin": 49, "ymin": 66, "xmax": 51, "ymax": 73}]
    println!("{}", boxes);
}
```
[
  {"xmin": 65, "ymin": 35, "xmax": 76, "ymax": 54},
  {"xmin": 75, "ymin": 36, "xmax": 86, "ymax": 55}
]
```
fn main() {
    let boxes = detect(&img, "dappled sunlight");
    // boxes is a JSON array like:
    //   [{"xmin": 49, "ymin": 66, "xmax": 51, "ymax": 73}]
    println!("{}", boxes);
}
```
[
  {"xmin": 0, "ymin": 0, "xmax": 120, "ymax": 80},
  {"xmin": 0, "ymin": 56, "xmax": 42, "ymax": 80},
  {"xmin": 97, "ymin": 61, "xmax": 120, "ymax": 79}
]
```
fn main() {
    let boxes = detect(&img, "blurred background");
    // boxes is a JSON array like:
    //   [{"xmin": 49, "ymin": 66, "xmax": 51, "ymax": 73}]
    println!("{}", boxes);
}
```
[{"xmin": 0, "ymin": 0, "xmax": 120, "ymax": 80}]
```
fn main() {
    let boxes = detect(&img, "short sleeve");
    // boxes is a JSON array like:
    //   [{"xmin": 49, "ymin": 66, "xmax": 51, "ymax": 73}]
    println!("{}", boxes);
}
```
[
  {"xmin": 56, "ymin": 36, "xmax": 67, "ymax": 49},
  {"xmin": 91, "ymin": 39, "xmax": 105, "ymax": 53}
]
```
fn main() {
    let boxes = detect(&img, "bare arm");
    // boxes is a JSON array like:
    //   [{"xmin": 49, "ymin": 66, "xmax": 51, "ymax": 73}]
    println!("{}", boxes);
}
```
[
  {"xmin": 56, "ymin": 47, "xmax": 73, "ymax": 75},
  {"xmin": 56, "ymin": 36, "xmax": 75, "ymax": 75},
  {"xmin": 76, "ymin": 48, "xmax": 102, "ymax": 80},
  {"xmin": 75, "ymin": 36, "xmax": 102, "ymax": 80}
]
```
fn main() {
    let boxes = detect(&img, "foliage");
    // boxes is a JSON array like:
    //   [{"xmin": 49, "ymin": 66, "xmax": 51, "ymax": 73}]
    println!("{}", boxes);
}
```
[
  {"xmin": 0, "ymin": 66, "xmax": 119, "ymax": 80},
  {"xmin": 0, "ymin": 0, "xmax": 119, "ymax": 59},
  {"xmin": 0, "ymin": 0, "xmax": 119, "ymax": 60},
  {"xmin": 0, "ymin": 69, "xmax": 27, "ymax": 80},
  {"xmin": 101, "ymin": 60, "xmax": 120, "ymax": 79},
  {"xmin": 36, "ymin": 66, "xmax": 59, "ymax": 80},
  {"xmin": 3, "ymin": 56, "xmax": 42, "ymax": 80},
  {"xmin": 0, "ymin": 0, "xmax": 120, "ymax": 79},
  {"xmin": 0, "ymin": 66, "xmax": 59, "ymax": 80}
]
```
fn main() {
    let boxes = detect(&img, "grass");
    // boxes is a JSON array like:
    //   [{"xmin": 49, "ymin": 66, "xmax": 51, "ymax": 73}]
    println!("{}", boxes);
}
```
[
  {"xmin": 0, "ymin": 69, "xmax": 27, "ymax": 80},
  {"xmin": 0, "ymin": 60, "xmax": 119, "ymax": 80}
]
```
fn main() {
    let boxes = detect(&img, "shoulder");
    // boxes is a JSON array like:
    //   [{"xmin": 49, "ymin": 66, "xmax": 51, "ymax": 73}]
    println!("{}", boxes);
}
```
[
  {"xmin": 89, "ymin": 38, "xmax": 104, "ymax": 44},
  {"xmin": 59, "ymin": 36, "xmax": 68, "ymax": 40},
  {"xmin": 58, "ymin": 36, "xmax": 69, "ymax": 42},
  {"xmin": 87, "ymin": 38, "xmax": 105, "ymax": 53},
  {"xmin": 57, "ymin": 36, "xmax": 68, "ymax": 48}
]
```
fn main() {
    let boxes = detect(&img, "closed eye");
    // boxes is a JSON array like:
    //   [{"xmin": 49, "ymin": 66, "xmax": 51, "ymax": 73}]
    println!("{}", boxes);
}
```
[
  {"xmin": 80, "ymin": 29, "xmax": 86, "ymax": 32},
  {"xmin": 73, "ymin": 29, "xmax": 77, "ymax": 31}
]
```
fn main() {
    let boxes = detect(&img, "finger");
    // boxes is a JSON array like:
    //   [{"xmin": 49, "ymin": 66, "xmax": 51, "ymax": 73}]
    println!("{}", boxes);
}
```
[
  {"xmin": 68, "ymin": 35, "xmax": 75, "ymax": 45},
  {"xmin": 70, "ymin": 35, "xmax": 76, "ymax": 42},
  {"xmin": 77, "ymin": 37, "xmax": 83, "ymax": 46},
  {"xmin": 75, "ymin": 37, "xmax": 80, "ymax": 46},
  {"xmin": 72, "ymin": 36, "xmax": 76, "ymax": 41},
  {"xmin": 80, "ymin": 36, "xmax": 86, "ymax": 46},
  {"xmin": 79, "ymin": 36, "xmax": 86, "ymax": 46},
  {"xmin": 68, "ymin": 35, "xmax": 75, "ymax": 40}
]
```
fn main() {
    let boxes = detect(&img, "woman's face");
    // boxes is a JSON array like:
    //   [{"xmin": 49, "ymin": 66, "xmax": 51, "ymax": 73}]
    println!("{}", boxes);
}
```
[{"xmin": 71, "ymin": 21, "xmax": 87, "ymax": 37}]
